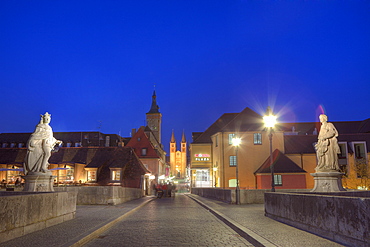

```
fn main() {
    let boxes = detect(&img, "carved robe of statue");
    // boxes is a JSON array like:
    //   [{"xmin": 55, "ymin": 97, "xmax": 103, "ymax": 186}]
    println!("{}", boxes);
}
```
[
  {"xmin": 314, "ymin": 114, "xmax": 341, "ymax": 172},
  {"xmin": 23, "ymin": 112, "xmax": 61, "ymax": 175}
]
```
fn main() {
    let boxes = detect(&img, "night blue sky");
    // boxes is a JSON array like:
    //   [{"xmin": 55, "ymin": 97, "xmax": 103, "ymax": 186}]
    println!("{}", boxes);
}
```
[{"xmin": 1, "ymin": 1, "xmax": 369, "ymax": 152}]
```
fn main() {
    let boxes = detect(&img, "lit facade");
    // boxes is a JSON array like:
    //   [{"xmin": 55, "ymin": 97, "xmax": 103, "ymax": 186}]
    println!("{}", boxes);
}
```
[
  {"xmin": 169, "ymin": 131, "xmax": 187, "ymax": 179},
  {"xmin": 190, "ymin": 107, "xmax": 370, "ymax": 190}
]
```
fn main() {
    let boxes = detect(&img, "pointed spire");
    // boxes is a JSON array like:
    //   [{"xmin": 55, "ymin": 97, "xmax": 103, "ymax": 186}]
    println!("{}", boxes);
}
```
[
  {"xmin": 181, "ymin": 130, "xmax": 186, "ymax": 143},
  {"xmin": 171, "ymin": 130, "xmax": 176, "ymax": 143},
  {"xmin": 147, "ymin": 89, "xmax": 160, "ymax": 113}
]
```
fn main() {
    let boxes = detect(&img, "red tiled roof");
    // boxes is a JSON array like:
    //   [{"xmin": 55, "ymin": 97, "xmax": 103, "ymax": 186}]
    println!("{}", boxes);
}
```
[{"xmin": 255, "ymin": 149, "xmax": 306, "ymax": 174}]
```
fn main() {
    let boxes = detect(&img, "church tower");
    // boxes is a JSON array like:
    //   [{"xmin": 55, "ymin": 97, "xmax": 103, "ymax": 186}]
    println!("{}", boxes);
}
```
[
  {"xmin": 146, "ymin": 90, "xmax": 162, "ymax": 143},
  {"xmin": 170, "ymin": 131, "xmax": 187, "ymax": 178}
]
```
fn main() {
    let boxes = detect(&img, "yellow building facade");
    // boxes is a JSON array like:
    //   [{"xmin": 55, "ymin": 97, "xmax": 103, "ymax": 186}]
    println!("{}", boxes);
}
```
[{"xmin": 190, "ymin": 107, "xmax": 370, "ymax": 190}]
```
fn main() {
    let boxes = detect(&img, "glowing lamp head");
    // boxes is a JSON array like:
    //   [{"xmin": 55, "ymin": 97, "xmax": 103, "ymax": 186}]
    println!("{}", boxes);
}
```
[
  {"xmin": 232, "ymin": 137, "xmax": 241, "ymax": 146},
  {"xmin": 263, "ymin": 115, "xmax": 277, "ymax": 128}
]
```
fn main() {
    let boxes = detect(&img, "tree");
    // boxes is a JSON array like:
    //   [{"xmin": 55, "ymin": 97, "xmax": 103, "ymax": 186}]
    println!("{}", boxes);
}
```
[{"xmin": 342, "ymin": 158, "xmax": 369, "ymax": 190}]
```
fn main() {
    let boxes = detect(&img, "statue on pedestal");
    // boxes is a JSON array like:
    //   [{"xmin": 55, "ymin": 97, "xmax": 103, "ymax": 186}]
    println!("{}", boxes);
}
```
[
  {"xmin": 23, "ymin": 112, "xmax": 62, "ymax": 192},
  {"xmin": 314, "ymin": 114, "xmax": 341, "ymax": 172},
  {"xmin": 23, "ymin": 112, "xmax": 62, "ymax": 175},
  {"xmin": 311, "ymin": 114, "xmax": 345, "ymax": 192}
]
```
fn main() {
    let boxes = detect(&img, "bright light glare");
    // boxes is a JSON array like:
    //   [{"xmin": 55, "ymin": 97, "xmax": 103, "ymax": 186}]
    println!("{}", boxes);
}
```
[
  {"xmin": 263, "ymin": 115, "xmax": 277, "ymax": 128},
  {"xmin": 232, "ymin": 137, "xmax": 241, "ymax": 146}
]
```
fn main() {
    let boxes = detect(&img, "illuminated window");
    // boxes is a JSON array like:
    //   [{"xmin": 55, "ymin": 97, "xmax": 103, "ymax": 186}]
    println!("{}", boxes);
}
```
[
  {"xmin": 354, "ymin": 143, "xmax": 366, "ymax": 159},
  {"xmin": 87, "ymin": 171, "xmax": 96, "ymax": 181},
  {"xmin": 196, "ymin": 170, "xmax": 209, "ymax": 181},
  {"xmin": 229, "ymin": 155, "xmax": 236, "ymax": 167},
  {"xmin": 254, "ymin": 133, "xmax": 262, "ymax": 145},
  {"xmin": 338, "ymin": 142, "xmax": 348, "ymax": 175},
  {"xmin": 228, "ymin": 178, "xmax": 237, "ymax": 187},
  {"xmin": 274, "ymin": 175, "xmax": 282, "ymax": 186},
  {"xmin": 141, "ymin": 148, "xmax": 147, "ymax": 156},
  {"xmin": 228, "ymin": 134, "xmax": 235, "ymax": 145},
  {"xmin": 112, "ymin": 170, "xmax": 121, "ymax": 181}
]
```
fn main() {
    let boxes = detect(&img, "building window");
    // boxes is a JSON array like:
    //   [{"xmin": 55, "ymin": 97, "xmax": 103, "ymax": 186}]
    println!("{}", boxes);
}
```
[
  {"xmin": 75, "ymin": 142, "xmax": 81, "ymax": 147},
  {"xmin": 10, "ymin": 143, "xmax": 16, "ymax": 148},
  {"xmin": 2, "ymin": 143, "xmax": 7, "ymax": 148},
  {"xmin": 354, "ymin": 143, "xmax": 366, "ymax": 159},
  {"xmin": 228, "ymin": 178, "xmax": 237, "ymax": 187},
  {"xmin": 112, "ymin": 170, "xmax": 121, "ymax": 181},
  {"xmin": 352, "ymin": 142, "xmax": 367, "ymax": 178},
  {"xmin": 141, "ymin": 148, "xmax": 147, "ymax": 156},
  {"xmin": 338, "ymin": 142, "xmax": 348, "ymax": 175},
  {"xmin": 254, "ymin": 133, "xmax": 262, "ymax": 145},
  {"xmin": 274, "ymin": 174, "xmax": 282, "ymax": 186},
  {"xmin": 229, "ymin": 155, "xmax": 237, "ymax": 167},
  {"xmin": 196, "ymin": 170, "xmax": 209, "ymax": 181},
  {"xmin": 18, "ymin": 143, "xmax": 24, "ymax": 148},
  {"xmin": 105, "ymin": 136, "xmax": 110, "ymax": 147},
  {"xmin": 87, "ymin": 171, "xmax": 96, "ymax": 181},
  {"xmin": 215, "ymin": 135, "xmax": 218, "ymax": 147},
  {"xmin": 66, "ymin": 142, "xmax": 72, "ymax": 147},
  {"xmin": 228, "ymin": 133, "xmax": 236, "ymax": 145}
]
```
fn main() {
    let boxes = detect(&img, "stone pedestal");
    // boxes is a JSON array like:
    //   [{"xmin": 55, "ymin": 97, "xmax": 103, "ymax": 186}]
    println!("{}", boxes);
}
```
[
  {"xmin": 310, "ymin": 171, "xmax": 346, "ymax": 192},
  {"xmin": 23, "ymin": 171, "xmax": 55, "ymax": 192}
]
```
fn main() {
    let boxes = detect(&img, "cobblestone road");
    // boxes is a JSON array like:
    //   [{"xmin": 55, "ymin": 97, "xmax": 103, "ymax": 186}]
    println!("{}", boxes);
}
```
[{"xmin": 84, "ymin": 194, "xmax": 253, "ymax": 247}]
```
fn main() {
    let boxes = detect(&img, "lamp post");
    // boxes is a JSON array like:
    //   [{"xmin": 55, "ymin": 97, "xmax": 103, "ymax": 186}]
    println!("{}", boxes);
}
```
[
  {"xmin": 263, "ymin": 107, "xmax": 277, "ymax": 192},
  {"xmin": 232, "ymin": 136, "xmax": 241, "ymax": 204}
]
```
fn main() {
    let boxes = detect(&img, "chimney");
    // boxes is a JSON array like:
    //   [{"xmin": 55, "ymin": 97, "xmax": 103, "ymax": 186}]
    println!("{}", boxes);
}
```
[{"xmin": 131, "ymin": 128, "xmax": 136, "ymax": 137}]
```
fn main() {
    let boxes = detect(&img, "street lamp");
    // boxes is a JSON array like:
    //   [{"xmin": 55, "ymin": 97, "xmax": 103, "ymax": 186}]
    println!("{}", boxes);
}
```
[
  {"xmin": 263, "ymin": 107, "xmax": 277, "ymax": 192},
  {"xmin": 232, "ymin": 136, "xmax": 241, "ymax": 204}
]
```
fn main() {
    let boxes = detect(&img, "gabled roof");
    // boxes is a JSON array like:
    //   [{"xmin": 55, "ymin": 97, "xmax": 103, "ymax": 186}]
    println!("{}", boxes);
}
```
[
  {"xmin": 126, "ymin": 127, "xmax": 160, "ymax": 158},
  {"xmin": 221, "ymin": 107, "xmax": 264, "ymax": 132},
  {"xmin": 192, "ymin": 113, "xmax": 238, "ymax": 143},
  {"xmin": 255, "ymin": 149, "xmax": 306, "ymax": 174}
]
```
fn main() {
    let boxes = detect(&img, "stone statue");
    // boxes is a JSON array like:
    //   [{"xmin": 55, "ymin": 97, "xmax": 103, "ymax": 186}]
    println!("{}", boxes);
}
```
[
  {"xmin": 23, "ymin": 112, "xmax": 62, "ymax": 175},
  {"xmin": 314, "ymin": 114, "xmax": 341, "ymax": 172}
]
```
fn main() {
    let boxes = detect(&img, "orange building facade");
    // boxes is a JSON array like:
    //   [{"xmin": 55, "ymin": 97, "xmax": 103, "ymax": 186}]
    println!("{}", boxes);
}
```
[{"xmin": 190, "ymin": 107, "xmax": 370, "ymax": 190}]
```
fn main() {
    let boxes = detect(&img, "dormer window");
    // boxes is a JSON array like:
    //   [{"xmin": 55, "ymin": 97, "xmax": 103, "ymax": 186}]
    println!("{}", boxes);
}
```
[{"xmin": 142, "ymin": 148, "xmax": 147, "ymax": 156}]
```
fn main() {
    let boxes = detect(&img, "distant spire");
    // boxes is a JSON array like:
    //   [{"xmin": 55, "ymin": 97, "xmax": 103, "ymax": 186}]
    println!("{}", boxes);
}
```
[
  {"xmin": 147, "ymin": 89, "xmax": 160, "ymax": 113},
  {"xmin": 181, "ymin": 130, "xmax": 186, "ymax": 143},
  {"xmin": 171, "ymin": 130, "xmax": 176, "ymax": 143}
]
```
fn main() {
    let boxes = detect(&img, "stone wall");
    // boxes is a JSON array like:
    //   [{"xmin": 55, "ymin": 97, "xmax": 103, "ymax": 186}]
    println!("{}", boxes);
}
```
[
  {"xmin": 191, "ymin": 188, "xmax": 310, "ymax": 204},
  {"xmin": 0, "ymin": 191, "xmax": 77, "ymax": 243},
  {"xmin": 265, "ymin": 191, "xmax": 370, "ymax": 247},
  {"xmin": 54, "ymin": 186, "xmax": 143, "ymax": 205}
]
